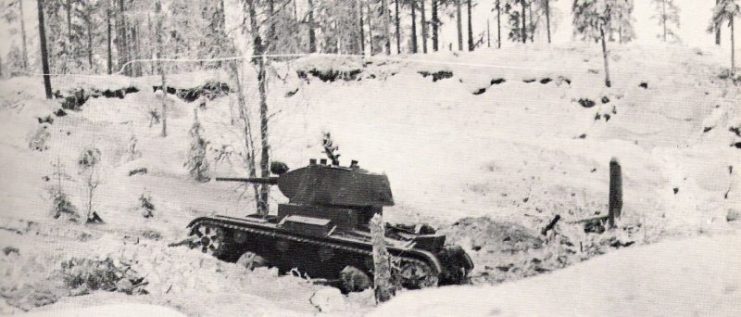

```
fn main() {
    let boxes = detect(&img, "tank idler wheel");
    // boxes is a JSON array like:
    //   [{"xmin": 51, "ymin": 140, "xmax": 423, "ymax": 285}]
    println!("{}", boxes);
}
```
[
  {"xmin": 237, "ymin": 251, "xmax": 269, "ymax": 270},
  {"xmin": 339, "ymin": 266, "xmax": 371, "ymax": 293},
  {"xmin": 189, "ymin": 224, "xmax": 226, "ymax": 257},
  {"xmin": 399, "ymin": 262, "xmax": 438, "ymax": 289}
]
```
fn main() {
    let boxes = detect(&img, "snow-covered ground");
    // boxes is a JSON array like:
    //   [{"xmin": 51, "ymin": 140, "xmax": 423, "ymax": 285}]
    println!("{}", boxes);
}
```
[
  {"xmin": 0, "ymin": 42, "xmax": 739, "ymax": 315},
  {"xmin": 372, "ymin": 231, "xmax": 741, "ymax": 317}
]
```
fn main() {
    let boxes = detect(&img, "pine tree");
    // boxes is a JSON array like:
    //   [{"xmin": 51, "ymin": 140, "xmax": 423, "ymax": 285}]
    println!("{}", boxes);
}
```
[
  {"xmin": 420, "ymin": 0, "xmax": 428, "ymax": 52},
  {"xmin": 185, "ymin": 109, "xmax": 211, "ymax": 182},
  {"xmin": 456, "ymin": 0, "xmax": 463, "ymax": 49},
  {"xmin": 467, "ymin": 0, "xmax": 474, "ymax": 50},
  {"xmin": 652, "ymin": 0, "xmax": 680, "ymax": 42},
  {"xmin": 573, "ymin": 0, "xmax": 618, "ymax": 87},
  {"xmin": 37, "ymin": 0, "xmax": 52, "ymax": 99},
  {"xmin": 709, "ymin": 0, "xmax": 740, "ymax": 75}
]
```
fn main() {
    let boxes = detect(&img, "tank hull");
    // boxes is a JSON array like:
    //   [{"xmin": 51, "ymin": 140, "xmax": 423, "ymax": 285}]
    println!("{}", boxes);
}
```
[{"xmin": 187, "ymin": 215, "xmax": 473, "ymax": 288}]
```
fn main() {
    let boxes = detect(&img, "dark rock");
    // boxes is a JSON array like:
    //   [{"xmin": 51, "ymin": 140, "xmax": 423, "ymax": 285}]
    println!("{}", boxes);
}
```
[
  {"xmin": 730, "ymin": 126, "xmax": 741, "ymax": 137},
  {"xmin": 54, "ymin": 109, "xmax": 67, "ymax": 117},
  {"xmin": 673, "ymin": 187, "xmax": 679, "ymax": 194},
  {"xmin": 129, "ymin": 168, "xmax": 148, "ymax": 176},
  {"xmin": 3, "ymin": 246, "xmax": 19, "ymax": 255},
  {"xmin": 37, "ymin": 116, "xmax": 54, "ymax": 124},
  {"xmin": 578, "ymin": 133, "xmax": 587, "ymax": 139},
  {"xmin": 583, "ymin": 218, "xmax": 606, "ymax": 234},
  {"xmin": 418, "ymin": 70, "xmax": 454, "ymax": 82},
  {"xmin": 601, "ymin": 96, "xmax": 610, "ymax": 104},
  {"xmin": 285, "ymin": 88, "xmax": 299, "ymax": 97},
  {"xmin": 540, "ymin": 78, "xmax": 552, "ymax": 84},
  {"xmin": 523, "ymin": 78, "xmax": 537, "ymax": 83},
  {"xmin": 639, "ymin": 82, "xmax": 648, "ymax": 89},
  {"xmin": 703, "ymin": 126, "xmax": 714, "ymax": 133},
  {"xmin": 578, "ymin": 98, "xmax": 596, "ymax": 108},
  {"xmin": 604, "ymin": 114, "xmax": 611, "ymax": 122},
  {"xmin": 731, "ymin": 142, "xmax": 741, "ymax": 149},
  {"xmin": 473, "ymin": 87, "xmax": 487, "ymax": 95},
  {"xmin": 490, "ymin": 78, "xmax": 506, "ymax": 85}
]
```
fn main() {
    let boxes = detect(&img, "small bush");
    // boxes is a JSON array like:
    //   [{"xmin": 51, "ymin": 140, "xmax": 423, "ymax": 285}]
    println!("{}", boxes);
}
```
[
  {"xmin": 139, "ymin": 193, "xmax": 155, "ymax": 218},
  {"xmin": 51, "ymin": 191, "xmax": 79, "ymax": 222},
  {"xmin": 29, "ymin": 126, "xmax": 51, "ymax": 151},
  {"xmin": 60, "ymin": 257, "xmax": 147, "ymax": 295}
]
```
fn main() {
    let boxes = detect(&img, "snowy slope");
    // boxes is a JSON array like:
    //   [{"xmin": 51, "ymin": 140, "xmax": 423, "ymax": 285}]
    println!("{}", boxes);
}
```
[
  {"xmin": 0, "ymin": 43, "xmax": 739, "ymax": 315},
  {"xmin": 371, "ymin": 232, "xmax": 741, "ymax": 317}
]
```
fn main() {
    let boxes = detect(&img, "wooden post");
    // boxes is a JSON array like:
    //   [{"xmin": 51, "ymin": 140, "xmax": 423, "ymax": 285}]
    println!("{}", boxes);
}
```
[{"xmin": 608, "ymin": 158, "xmax": 623, "ymax": 228}]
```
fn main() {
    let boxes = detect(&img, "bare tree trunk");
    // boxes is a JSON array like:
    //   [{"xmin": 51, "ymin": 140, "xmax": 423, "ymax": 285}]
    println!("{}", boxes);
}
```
[
  {"xmin": 716, "ymin": 0, "xmax": 721, "ymax": 45},
  {"xmin": 432, "ymin": 0, "xmax": 438, "ymax": 51},
  {"xmin": 19, "ymin": 0, "xmax": 28, "ymax": 70},
  {"xmin": 156, "ymin": 0, "xmax": 167, "ymax": 137},
  {"xmin": 487, "ymin": 19, "xmax": 491, "ymax": 47},
  {"xmin": 37, "ymin": 0, "xmax": 52, "ymax": 99},
  {"xmin": 367, "ymin": 1, "xmax": 374, "ymax": 54},
  {"xmin": 520, "ymin": 0, "xmax": 526, "ymax": 43},
  {"xmin": 382, "ymin": 0, "xmax": 391, "ymax": 54},
  {"xmin": 395, "ymin": 0, "xmax": 401, "ymax": 54},
  {"xmin": 411, "ymin": 0, "xmax": 418, "ymax": 53},
  {"xmin": 600, "ymin": 25, "xmax": 611, "ymax": 87},
  {"xmin": 732, "ymin": 16, "xmax": 736, "ymax": 76},
  {"xmin": 608, "ymin": 158, "xmax": 623, "ymax": 228},
  {"xmin": 371, "ymin": 214, "xmax": 395, "ymax": 303},
  {"xmin": 308, "ymin": 0, "xmax": 317, "ymax": 52},
  {"xmin": 662, "ymin": 0, "xmax": 667, "ymax": 42},
  {"xmin": 497, "ymin": 0, "xmax": 501, "ymax": 48},
  {"xmin": 359, "ymin": 2, "xmax": 365, "ymax": 54},
  {"xmin": 107, "ymin": 9, "xmax": 112, "ymax": 74},
  {"xmin": 148, "ymin": 14, "xmax": 154, "ymax": 74},
  {"xmin": 528, "ymin": 1, "xmax": 533, "ymax": 42},
  {"xmin": 268, "ymin": 0, "xmax": 275, "ymax": 53},
  {"xmin": 228, "ymin": 61, "xmax": 260, "ymax": 204},
  {"xmin": 466, "ymin": 0, "xmax": 473, "ymax": 51},
  {"xmin": 545, "ymin": 0, "xmax": 551, "ymax": 43},
  {"xmin": 456, "ymin": 0, "xmax": 462, "ymax": 50},
  {"xmin": 119, "ymin": 0, "xmax": 129, "ymax": 76},
  {"xmin": 87, "ymin": 15, "xmax": 93, "ymax": 70},
  {"xmin": 246, "ymin": 0, "xmax": 270, "ymax": 215},
  {"xmin": 421, "ymin": 0, "xmax": 427, "ymax": 53}
]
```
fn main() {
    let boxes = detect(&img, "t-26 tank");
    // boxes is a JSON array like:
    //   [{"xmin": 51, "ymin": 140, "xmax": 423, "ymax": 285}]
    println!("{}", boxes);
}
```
[{"xmin": 187, "ymin": 158, "xmax": 473, "ymax": 291}]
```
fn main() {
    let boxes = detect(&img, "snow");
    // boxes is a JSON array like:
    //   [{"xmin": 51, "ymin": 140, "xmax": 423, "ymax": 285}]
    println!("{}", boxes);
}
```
[
  {"xmin": 372, "ymin": 232, "xmax": 741, "ymax": 317},
  {"xmin": 0, "ymin": 42, "xmax": 739, "ymax": 315},
  {"xmin": 15, "ymin": 303, "xmax": 186, "ymax": 317}
]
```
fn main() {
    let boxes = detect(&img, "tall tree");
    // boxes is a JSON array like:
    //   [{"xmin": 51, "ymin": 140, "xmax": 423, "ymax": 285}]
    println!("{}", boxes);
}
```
[
  {"xmin": 382, "ymin": 0, "xmax": 392, "ymax": 54},
  {"xmin": 487, "ymin": 18, "xmax": 491, "ymax": 47},
  {"xmin": 650, "ymin": 0, "xmax": 679, "ymax": 42},
  {"xmin": 431, "ymin": 0, "xmax": 439, "ymax": 50},
  {"xmin": 155, "ymin": 0, "xmax": 167, "ymax": 137},
  {"xmin": 308, "ymin": 0, "xmax": 317, "ymax": 52},
  {"xmin": 19, "ymin": 0, "xmax": 28, "ymax": 70},
  {"xmin": 717, "ymin": 0, "xmax": 722, "ymax": 45},
  {"xmin": 106, "ymin": 7, "xmax": 112, "ymax": 74},
  {"xmin": 709, "ymin": 0, "xmax": 739, "ymax": 75},
  {"xmin": 544, "ymin": 0, "xmax": 552, "ymax": 43},
  {"xmin": 456, "ymin": 0, "xmax": 463, "ymax": 50},
  {"xmin": 420, "ymin": 0, "xmax": 428, "ymax": 53},
  {"xmin": 37, "ymin": 0, "xmax": 52, "ymax": 99},
  {"xmin": 495, "ymin": 0, "xmax": 501, "ymax": 48},
  {"xmin": 359, "ymin": 1, "xmax": 365, "ymax": 54},
  {"xmin": 573, "ymin": 0, "xmax": 618, "ymax": 87},
  {"xmin": 467, "ymin": 0, "xmax": 474, "ymax": 50},
  {"xmin": 395, "ymin": 0, "xmax": 401, "ymax": 53},
  {"xmin": 411, "ymin": 0, "xmax": 418, "ymax": 53}
]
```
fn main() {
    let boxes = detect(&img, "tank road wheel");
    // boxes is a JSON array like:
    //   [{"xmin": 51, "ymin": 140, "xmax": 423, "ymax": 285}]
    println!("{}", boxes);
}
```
[
  {"xmin": 399, "ymin": 261, "xmax": 438, "ymax": 289},
  {"xmin": 189, "ymin": 224, "xmax": 227, "ymax": 257},
  {"xmin": 339, "ymin": 266, "xmax": 371, "ymax": 293},
  {"xmin": 237, "ymin": 251, "xmax": 269, "ymax": 270}
]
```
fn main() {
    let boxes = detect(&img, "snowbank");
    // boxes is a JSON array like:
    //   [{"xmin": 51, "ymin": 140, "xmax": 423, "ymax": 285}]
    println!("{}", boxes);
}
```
[
  {"xmin": 15, "ymin": 303, "xmax": 186, "ymax": 317},
  {"xmin": 372, "ymin": 232, "xmax": 741, "ymax": 316}
]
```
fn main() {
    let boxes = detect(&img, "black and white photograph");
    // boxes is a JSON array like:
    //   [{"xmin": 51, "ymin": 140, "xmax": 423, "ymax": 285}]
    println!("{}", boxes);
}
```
[{"xmin": 0, "ymin": 0, "xmax": 739, "ymax": 315}]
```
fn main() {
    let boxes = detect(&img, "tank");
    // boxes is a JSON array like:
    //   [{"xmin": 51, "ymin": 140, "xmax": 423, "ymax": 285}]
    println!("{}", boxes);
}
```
[{"xmin": 186, "ymin": 158, "xmax": 473, "ymax": 291}]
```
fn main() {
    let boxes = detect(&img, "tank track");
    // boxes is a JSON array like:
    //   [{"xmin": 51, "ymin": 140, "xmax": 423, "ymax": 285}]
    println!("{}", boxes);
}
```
[{"xmin": 187, "ymin": 216, "xmax": 445, "ymax": 286}]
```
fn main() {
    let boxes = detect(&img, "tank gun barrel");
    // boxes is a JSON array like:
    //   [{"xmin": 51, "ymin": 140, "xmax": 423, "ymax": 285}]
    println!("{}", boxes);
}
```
[{"xmin": 215, "ymin": 177, "xmax": 279, "ymax": 185}]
